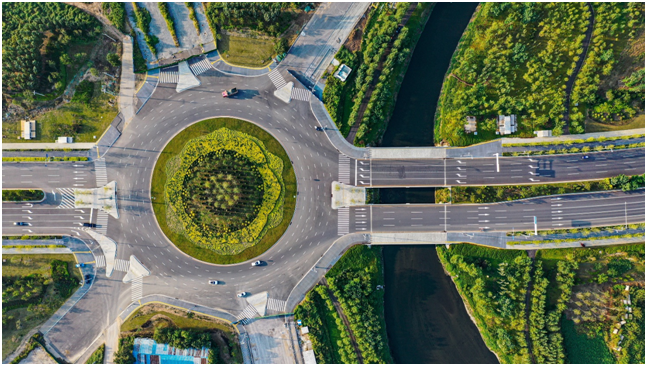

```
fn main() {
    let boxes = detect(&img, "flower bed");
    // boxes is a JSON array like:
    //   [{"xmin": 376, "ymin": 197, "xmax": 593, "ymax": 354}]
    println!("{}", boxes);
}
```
[{"xmin": 165, "ymin": 128, "xmax": 284, "ymax": 255}]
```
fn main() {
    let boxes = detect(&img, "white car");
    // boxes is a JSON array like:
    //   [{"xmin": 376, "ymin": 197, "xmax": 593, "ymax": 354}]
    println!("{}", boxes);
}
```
[
  {"xmin": 208, "ymin": 280, "xmax": 221, "ymax": 285},
  {"xmin": 252, "ymin": 260, "xmax": 263, "ymax": 266},
  {"xmin": 237, "ymin": 292, "xmax": 249, "ymax": 297}
]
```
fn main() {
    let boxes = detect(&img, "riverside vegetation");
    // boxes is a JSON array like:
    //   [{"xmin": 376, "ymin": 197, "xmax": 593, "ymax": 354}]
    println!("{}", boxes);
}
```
[
  {"xmin": 324, "ymin": 3, "xmax": 434, "ymax": 146},
  {"xmin": 295, "ymin": 245, "xmax": 392, "ymax": 363},
  {"xmin": 436, "ymin": 243, "xmax": 645, "ymax": 363}
]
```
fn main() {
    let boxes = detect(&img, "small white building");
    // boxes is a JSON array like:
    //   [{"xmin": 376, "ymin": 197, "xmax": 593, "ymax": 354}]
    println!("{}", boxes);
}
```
[
  {"xmin": 498, "ymin": 115, "xmax": 517, "ymax": 135},
  {"xmin": 534, "ymin": 130, "xmax": 552, "ymax": 138},
  {"xmin": 464, "ymin": 116, "xmax": 477, "ymax": 134},
  {"xmin": 334, "ymin": 64, "xmax": 352, "ymax": 82},
  {"xmin": 57, "ymin": 137, "xmax": 73, "ymax": 144},
  {"xmin": 21, "ymin": 120, "xmax": 36, "ymax": 140}
]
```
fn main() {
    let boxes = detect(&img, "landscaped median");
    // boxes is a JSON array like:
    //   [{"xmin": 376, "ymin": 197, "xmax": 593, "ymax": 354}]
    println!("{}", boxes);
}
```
[
  {"xmin": 2, "ymin": 189, "xmax": 44, "ymax": 202},
  {"xmin": 2, "ymin": 157, "xmax": 88, "ymax": 162},
  {"xmin": 151, "ymin": 118, "xmax": 296, "ymax": 264},
  {"xmin": 503, "ymin": 141, "xmax": 645, "ymax": 156},
  {"xmin": 435, "ymin": 174, "xmax": 645, "ymax": 204}
]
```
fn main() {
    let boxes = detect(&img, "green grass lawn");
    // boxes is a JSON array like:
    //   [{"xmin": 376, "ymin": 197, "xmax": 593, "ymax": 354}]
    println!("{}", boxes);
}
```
[
  {"xmin": 121, "ymin": 310, "xmax": 235, "ymax": 335},
  {"xmin": 2, "ymin": 254, "xmax": 82, "ymax": 359},
  {"xmin": 2, "ymin": 91, "xmax": 118, "ymax": 143},
  {"xmin": 562, "ymin": 318, "xmax": 615, "ymax": 364},
  {"xmin": 585, "ymin": 114, "xmax": 645, "ymax": 133},
  {"xmin": 217, "ymin": 34, "xmax": 275, "ymax": 68},
  {"xmin": 151, "ymin": 118, "xmax": 296, "ymax": 264},
  {"xmin": 2, "ymin": 189, "xmax": 44, "ymax": 202}
]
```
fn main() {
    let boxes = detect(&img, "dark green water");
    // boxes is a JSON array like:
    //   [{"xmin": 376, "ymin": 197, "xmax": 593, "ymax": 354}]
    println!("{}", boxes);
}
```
[{"xmin": 380, "ymin": 2, "xmax": 499, "ymax": 364}]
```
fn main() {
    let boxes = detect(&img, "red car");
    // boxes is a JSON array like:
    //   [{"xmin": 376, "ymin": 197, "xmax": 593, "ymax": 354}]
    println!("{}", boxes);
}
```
[{"xmin": 222, "ymin": 88, "xmax": 238, "ymax": 97}]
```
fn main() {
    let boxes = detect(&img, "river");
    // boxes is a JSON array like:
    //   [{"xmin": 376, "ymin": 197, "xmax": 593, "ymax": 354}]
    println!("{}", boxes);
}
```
[{"xmin": 380, "ymin": 2, "xmax": 498, "ymax": 364}]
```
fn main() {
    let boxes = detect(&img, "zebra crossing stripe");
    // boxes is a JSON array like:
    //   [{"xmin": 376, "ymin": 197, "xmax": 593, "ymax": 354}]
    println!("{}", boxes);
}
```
[
  {"xmin": 338, "ymin": 207, "xmax": 350, "ymax": 236},
  {"xmin": 131, "ymin": 276, "xmax": 143, "ymax": 302},
  {"xmin": 114, "ymin": 258, "xmax": 130, "ymax": 272},
  {"xmin": 236, "ymin": 304, "xmax": 258, "ymax": 321},
  {"xmin": 189, "ymin": 57, "xmax": 213, "ymax": 75},
  {"xmin": 267, "ymin": 298, "xmax": 286, "ymax": 312},
  {"xmin": 94, "ymin": 159, "xmax": 108, "ymax": 187},
  {"xmin": 95, "ymin": 255, "xmax": 106, "ymax": 268},
  {"xmin": 268, "ymin": 69, "xmax": 287, "ymax": 89},
  {"xmin": 57, "ymin": 188, "xmax": 75, "ymax": 209},
  {"xmin": 338, "ymin": 155, "xmax": 351, "ymax": 184},
  {"xmin": 95, "ymin": 212, "xmax": 109, "ymax": 234},
  {"xmin": 159, "ymin": 71, "xmax": 179, "ymax": 84},
  {"xmin": 291, "ymin": 88, "xmax": 310, "ymax": 102}
]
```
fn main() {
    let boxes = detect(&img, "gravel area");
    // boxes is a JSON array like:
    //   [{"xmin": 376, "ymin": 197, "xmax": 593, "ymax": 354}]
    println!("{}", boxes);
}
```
[{"xmin": 18, "ymin": 346, "xmax": 55, "ymax": 364}]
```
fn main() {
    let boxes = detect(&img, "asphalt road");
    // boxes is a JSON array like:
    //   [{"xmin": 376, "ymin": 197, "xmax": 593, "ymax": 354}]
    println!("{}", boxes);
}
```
[
  {"xmin": 350, "ymin": 189, "xmax": 645, "ymax": 233},
  {"xmin": 2, "ymin": 161, "xmax": 96, "ymax": 190},
  {"xmin": 358, "ymin": 149, "xmax": 645, "ymax": 187}
]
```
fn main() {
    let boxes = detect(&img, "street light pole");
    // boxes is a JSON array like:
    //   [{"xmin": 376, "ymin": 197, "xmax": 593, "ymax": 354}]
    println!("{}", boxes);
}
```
[
  {"xmin": 495, "ymin": 153, "xmax": 500, "ymax": 172},
  {"xmin": 625, "ymin": 202, "xmax": 627, "ymax": 229},
  {"xmin": 534, "ymin": 216, "xmax": 538, "ymax": 236}
]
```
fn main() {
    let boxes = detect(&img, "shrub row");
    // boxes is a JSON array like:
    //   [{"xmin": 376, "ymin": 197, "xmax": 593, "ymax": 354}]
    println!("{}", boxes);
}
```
[
  {"xmin": 511, "ymin": 232, "xmax": 645, "ymax": 245},
  {"xmin": 313, "ymin": 286, "xmax": 360, "ymax": 364},
  {"xmin": 2, "ymin": 157, "xmax": 88, "ymax": 162},
  {"xmin": 102, "ymin": 2, "xmax": 126, "ymax": 32},
  {"xmin": 2, "ymin": 189, "xmax": 44, "ymax": 202},
  {"xmin": 132, "ymin": 3, "xmax": 159, "ymax": 56},
  {"xmin": 502, "ymin": 134, "xmax": 645, "ymax": 147},
  {"xmin": 186, "ymin": 3, "xmax": 201, "ymax": 36},
  {"xmin": 158, "ymin": 3, "xmax": 180, "ymax": 47},
  {"xmin": 504, "ymin": 141, "xmax": 645, "ymax": 156},
  {"xmin": 166, "ymin": 128, "xmax": 284, "ymax": 255},
  {"xmin": 510, "ymin": 223, "xmax": 645, "ymax": 237}
]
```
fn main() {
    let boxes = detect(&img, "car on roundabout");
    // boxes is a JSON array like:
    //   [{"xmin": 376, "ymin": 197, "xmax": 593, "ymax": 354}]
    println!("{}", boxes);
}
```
[
  {"xmin": 237, "ymin": 292, "xmax": 249, "ymax": 298},
  {"xmin": 208, "ymin": 280, "xmax": 221, "ymax": 285}
]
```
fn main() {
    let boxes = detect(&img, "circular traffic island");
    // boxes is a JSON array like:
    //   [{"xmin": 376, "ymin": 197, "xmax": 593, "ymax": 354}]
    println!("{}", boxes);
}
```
[{"xmin": 152, "ymin": 118, "xmax": 296, "ymax": 264}]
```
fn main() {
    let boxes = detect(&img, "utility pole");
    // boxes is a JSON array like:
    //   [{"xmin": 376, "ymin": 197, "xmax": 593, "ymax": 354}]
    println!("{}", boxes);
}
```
[
  {"xmin": 534, "ymin": 216, "xmax": 538, "ymax": 236},
  {"xmin": 625, "ymin": 202, "xmax": 628, "ymax": 229},
  {"xmin": 495, "ymin": 153, "xmax": 500, "ymax": 172}
]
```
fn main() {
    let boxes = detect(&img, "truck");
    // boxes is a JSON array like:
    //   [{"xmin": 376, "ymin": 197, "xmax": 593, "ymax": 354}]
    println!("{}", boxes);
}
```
[{"xmin": 222, "ymin": 88, "xmax": 238, "ymax": 98}]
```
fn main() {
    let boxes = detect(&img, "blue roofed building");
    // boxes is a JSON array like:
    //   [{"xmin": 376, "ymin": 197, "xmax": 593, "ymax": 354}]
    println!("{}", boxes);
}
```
[{"xmin": 133, "ymin": 338, "xmax": 210, "ymax": 364}]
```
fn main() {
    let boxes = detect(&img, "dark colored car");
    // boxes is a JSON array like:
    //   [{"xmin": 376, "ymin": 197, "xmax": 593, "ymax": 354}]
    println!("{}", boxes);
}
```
[
  {"xmin": 82, "ymin": 222, "xmax": 97, "ymax": 228},
  {"xmin": 13, "ymin": 222, "xmax": 28, "ymax": 226},
  {"xmin": 314, "ymin": 126, "xmax": 323, "ymax": 131},
  {"xmin": 581, "ymin": 155, "xmax": 590, "ymax": 159},
  {"xmin": 84, "ymin": 274, "xmax": 93, "ymax": 284}
]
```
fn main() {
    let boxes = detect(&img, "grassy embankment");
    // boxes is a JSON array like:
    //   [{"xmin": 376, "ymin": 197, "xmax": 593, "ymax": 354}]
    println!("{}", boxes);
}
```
[
  {"xmin": 437, "ymin": 243, "xmax": 645, "ymax": 363},
  {"xmin": 435, "ymin": 3, "xmax": 591, "ymax": 146},
  {"xmin": 295, "ymin": 245, "xmax": 392, "ymax": 363},
  {"xmin": 86, "ymin": 344, "xmax": 105, "ymax": 364},
  {"xmin": 2, "ymin": 255, "xmax": 82, "ymax": 358},
  {"xmin": 2, "ymin": 190, "xmax": 44, "ymax": 202},
  {"xmin": 150, "ymin": 118, "xmax": 296, "ymax": 264}
]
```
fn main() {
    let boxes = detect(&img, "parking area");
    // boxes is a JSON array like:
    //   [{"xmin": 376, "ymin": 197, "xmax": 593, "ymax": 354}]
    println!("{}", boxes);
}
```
[{"xmin": 243, "ymin": 316, "xmax": 302, "ymax": 364}]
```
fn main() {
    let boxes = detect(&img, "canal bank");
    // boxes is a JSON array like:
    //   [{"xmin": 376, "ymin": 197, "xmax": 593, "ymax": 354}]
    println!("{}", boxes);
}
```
[{"xmin": 379, "ymin": 2, "xmax": 498, "ymax": 363}]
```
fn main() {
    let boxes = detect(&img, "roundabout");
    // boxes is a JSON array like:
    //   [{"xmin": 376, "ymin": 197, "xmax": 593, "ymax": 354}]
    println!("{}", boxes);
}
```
[{"xmin": 153, "ymin": 118, "xmax": 296, "ymax": 263}]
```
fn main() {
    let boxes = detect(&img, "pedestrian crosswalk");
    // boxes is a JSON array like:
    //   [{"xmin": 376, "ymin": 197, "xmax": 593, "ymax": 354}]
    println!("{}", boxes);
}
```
[
  {"xmin": 57, "ymin": 188, "xmax": 75, "ymax": 209},
  {"xmin": 131, "ymin": 276, "xmax": 143, "ymax": 302},
  {"xmin": 291, "ymin": 88, "xmax": 311, "ymax": 102},
  {"xmin": 96, "ymin": 211, "xmax": 109, "ymax": 235},
  {"xmin": 236, "ymin": 304, "xmax": 259, "ymax": 321},
  {"xmin": 338, "ymin": 154, "xmax": 351, "ymax": 184},
  {"xmin": 94, "ymin": 159, "xmax": 108, "ymax": 187},
  {"xmin": 268, "ymin": 69, "xmax": 287, "ymax": 89},
  {"xmin": 267, "ymin": 298, "xmax": 286, "ymax": 312},
  {"xmin": 95, "ymin": 255, "xmax": 106, "ymax": 268},
  {"xmin": 338, "ymin": 207, "xmax": 350, "ymax": 236},
  {"xmin": 159, "ymin": 70, "xmax": 179, "ymax": 83},
  {"xmin": 114, "ymin": 258, "xmax": 130, "ymax": 272},
  {"xmin": 353, "ymin": 207, "xmax": 369, "ymax": 232},
  {"xmin": 189, "ymin": 57, "xmax": 212, "ymax": 75}
]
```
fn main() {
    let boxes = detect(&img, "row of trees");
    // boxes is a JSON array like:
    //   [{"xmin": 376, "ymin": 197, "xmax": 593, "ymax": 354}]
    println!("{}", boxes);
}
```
[
  {"xmin": 569, "ymin": 3, "xmax": 644, "ymax": 133},
  {"xmin": 294, "ymin": 286, "xmax": 340, "ymax": 364},
  {"xmin": 102, "ymin": 2, "xmax": 126, "ymax": 32},
  {"xmin": 132, "ymin": 3, "xmax": 159, "ymax": 56},
  {"xmin": 436, "ymin": 2, "xmax": 591, "ymax": 145},
  {"xmin": 2, "ymin": 2, "xmax": 100, "ymax": 95},
  {"xmin": 153, "ymin": 327, "xmax": 211, "ymax": 350},
  {"xmin": 158, "ymin": 3, "xmax": 180, "ymax": 47}
]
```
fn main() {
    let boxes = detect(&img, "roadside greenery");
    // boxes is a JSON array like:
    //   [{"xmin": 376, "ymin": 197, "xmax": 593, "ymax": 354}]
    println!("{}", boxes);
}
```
[
  {"xmin": 510, "ymin": 223, "xmax": 645, "ymax": 238},
  {"xmin": 510, "ymin": 232, "xmax": 644, "ymax": 246},
  {"xmin": 153, "ymin": 327, "xmax": 211, "ymax": 349},
  {"xmin": 325, "ymin": 245, "xmax": 392, "ymax": 363},
  {"xmin": 3, "ymin": 157, "xmax": 89, "ymax": 162},
  {"xmin": 436, "ymin": 3, "xmax": 591, "ymax": 146},
  {"xmin": 569, "ymin": 3, "xmax": 645, "ymax": 133},
  {"xmin": 204, "ymin": 2, "xmax": 300, "ymax": 37},
  {"xmin": 130, "ymin": 29, "xmax": 148, "ymax": 72},
  {"xmin": 158, "ymin": 3, "xmax": 180, "ymax": 47},
  {"xmin": 114, "ymin": 336, "xmax": 135, "ymax": 364},
  {"xmin": 186, "ymin": 3, "xmax": 201, "ymax": 36},
  {"xmin": 502, "ymin": 134, "xmax": 645, "ymax": 147},
  {"xmin": 2, "ymin": 190, "xmax": 44, "ymax": 202},
  {"xmin": 2, "ymin": 255, "xmax": 82, "ymax": 358},
  {"xmin": 505, "ymin": 141, "xmax": 645, "ymax": 156},
  {"xmin": 132, "ymin": 3, "xmax": 159, "ymax": 56},
  {"xmin": 102, "ymin": 2, "xmax": 126, "ymax": 32},
  {"xmin": 165, "ymin": 128, "xmax": 285, "ymax": 255},
  {"xmin": 152, "ymin": 118, "xmax": 296, "ymax": 264},
  {"xmin": 86, "ymin": 344, "xmax": 105, "ymax": 364},
  {"xmin": 435, "ymin": 174, "xmax": 645, "ymax": 203},
  {"xmin": 1, "ymin": 2, "xmax": 100, "ymax": 97}
]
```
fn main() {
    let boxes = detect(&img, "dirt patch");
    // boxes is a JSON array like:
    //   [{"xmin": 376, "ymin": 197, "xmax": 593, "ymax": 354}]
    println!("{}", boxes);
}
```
[
  {"xmin": 601, "ymin": 29, "xmax": 645, "ymax": 91},
  {"xmin": 283, "ymin": 5, "xmax": 319, "ymax": 46},
  {"xmin": 18, "ymin": 346, "xmax": 55, "ymax": 364},
  {"xmin": 344, "ymin": 7, "xmax": 370, "ymax": 53}
]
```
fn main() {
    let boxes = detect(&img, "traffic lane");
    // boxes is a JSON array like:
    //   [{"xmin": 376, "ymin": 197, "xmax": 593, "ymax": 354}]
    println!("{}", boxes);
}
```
[
  {"xmin": 459, "ymin": 149, "xmax": 645, "ymax": 185},
  {"xmin": 2, "ymin": 161, "xmax": 96, "ymax": 189},
  {"xmin": 361, "ymin": 159, "xmax": 445, "ymax": 186},
  {"xmin": 362, "ymin": 190, "xmax": 645, "ymax": 232}
]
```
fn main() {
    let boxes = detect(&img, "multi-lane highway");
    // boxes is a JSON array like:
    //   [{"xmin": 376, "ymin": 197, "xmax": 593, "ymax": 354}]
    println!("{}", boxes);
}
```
[{"xmin": 1, "ymin": 17, "xmax": 645, "ymax": 363}]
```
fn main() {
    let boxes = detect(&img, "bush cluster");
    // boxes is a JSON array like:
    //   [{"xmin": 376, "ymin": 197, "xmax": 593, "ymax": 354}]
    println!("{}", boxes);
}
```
[
  {"xmin": 505, "ymin": 141, "xmax": 645, "ymax": 156},
  {"xmin": 132, "ymin": 3, "xmax": 159, "ymax": 56},
  {"xmin": 204, "ymin": 2, "xmax": 299, "ymax": 37},
  {"xmin": 102, "ymin": 2, "xmax": 126, "ymax": 32},
  {"xmin": 153, "ymin": 327, "xmax": 211, "ymax": 349},
  {"xmin": 158, "ymin": 3, "xmax": 180, "ymax": 47},
  {"xmin": 186, "ymin": 3, "xmax": 201, "ymax": 36},
  {"xmin": 166, "ymin": 128, "xmax": 284, "ymax": 255},
  {"xmin": 2, "ymin": 189, "xmax": 44, "ymax": 202}
]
